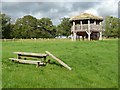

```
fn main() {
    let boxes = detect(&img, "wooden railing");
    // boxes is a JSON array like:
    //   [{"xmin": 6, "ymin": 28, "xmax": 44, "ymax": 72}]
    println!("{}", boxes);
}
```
[
  {"xmin": 71, "ymin": 24, "xmax": 102, "ymax": 32},
  {"xmin": 90, "ymin": 24, "xmax": 102, "ymax": 31}
]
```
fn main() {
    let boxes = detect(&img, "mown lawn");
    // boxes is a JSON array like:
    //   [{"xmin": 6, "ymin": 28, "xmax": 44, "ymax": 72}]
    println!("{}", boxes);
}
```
[{"xmin": 2, "ymin": 39, "xmax": 118, "ymax": 88}]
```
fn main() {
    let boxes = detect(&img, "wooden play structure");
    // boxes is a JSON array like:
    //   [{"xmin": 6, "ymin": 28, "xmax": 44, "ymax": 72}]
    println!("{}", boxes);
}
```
[
  {"xmin": 9, "ymin": 51, "xmax": 72, "ymax": 70},
  {"xmin": 9, "ymin": 52, "xmax": 48, "ymax": 67},
  {"xmin": 70, "ymin": 13, "xmax": 104, "ymax": 41}
]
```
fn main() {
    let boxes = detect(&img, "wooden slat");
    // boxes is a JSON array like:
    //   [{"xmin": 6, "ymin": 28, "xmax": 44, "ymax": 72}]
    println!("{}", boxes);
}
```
[
  {"xmin": 9, "ymin": 58, "xmax": 45, "ymax": 65},
  {"xmin": 45, "ymin": 51, "xmax": 72, "ymax": 70},
  {"xmin": 13, "ymin": 52, "xmax": 48, "ymax": 57}
]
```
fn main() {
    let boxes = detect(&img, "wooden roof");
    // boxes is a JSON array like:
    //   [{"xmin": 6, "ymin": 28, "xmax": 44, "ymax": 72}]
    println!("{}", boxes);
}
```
[{"xmin": 70, "ymin": 13, "xmax": 103, "ymax": 21}]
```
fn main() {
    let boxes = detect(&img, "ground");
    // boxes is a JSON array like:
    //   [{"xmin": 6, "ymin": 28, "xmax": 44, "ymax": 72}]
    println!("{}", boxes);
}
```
[{"xmin": 2, "ymin": 39, "xmax": 118, "ymax": 88}]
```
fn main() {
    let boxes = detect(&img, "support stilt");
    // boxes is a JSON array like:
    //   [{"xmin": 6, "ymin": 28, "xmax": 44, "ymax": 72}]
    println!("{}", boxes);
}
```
[
  {"xmin": 99, "ymin": 31, "xmax": 102, "ymax": 40},
  {"xmin": 86, "ymin": 31, "xmax": 91, "ymax": 41},
  {"xmin": 88, "ymin": 33, "xmax": 91, "ymax": 41},
  {"xmin": 73, "ymin": 32, "xmax": 77, "ymax": 41},
  {"xmin": 99, "ymin": 22, "xmax": 102, "ymax": 40},
  {"xmin": 71, "ymin": 34, "xmax": 74, "ymax": 41},
  {"xmin": 88, "ymin": 20, "xmax": 91, "ymax": 41}
]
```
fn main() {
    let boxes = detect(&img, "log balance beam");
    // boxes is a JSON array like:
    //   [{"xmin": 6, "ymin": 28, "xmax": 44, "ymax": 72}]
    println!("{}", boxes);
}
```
[
  {"xmin": 9, "ymin": 58, "xmax": 46, "ymax": 67},
  {"xmin": 45, "ymin": 51, "xmax": 72, "ymax": 70}
]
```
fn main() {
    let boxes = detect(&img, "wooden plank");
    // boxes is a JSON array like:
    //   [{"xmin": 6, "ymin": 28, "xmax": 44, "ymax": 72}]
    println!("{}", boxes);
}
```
[
  {"xmin": 17, "ymin": 54, "xmax": 47, "ymax": 58},
  {"xmin": 9, "ymin": 58, "xmax": 46, "ymax": 65},
  {"xmin": 13, "ymin": 52, "xmax": 48, "ymax": 57},
  {"xmin": 45, "ymin": 51, "xmax": 72, "ymax": 70}
]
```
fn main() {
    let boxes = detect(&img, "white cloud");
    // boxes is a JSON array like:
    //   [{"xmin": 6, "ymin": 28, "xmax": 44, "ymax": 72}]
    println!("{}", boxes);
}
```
[
  {"xmin": 96, "ymin": 0, "xmax": 118, "ymax": 17},
  {"xmin": 69, "ymin": 11, "xmax": 81, "ymax": 17},
  {"xmin": 50, "ymin": 8, "xmax": 58, "ymax": 13},
  {"xmin": 31, "ymin": 12, "xmax": 42, "ymax": 19},
  {"xmin": 84, "ymin": 8, "xmax": 99, "ymax": 16},
  {"xmin": 81, "ymin": 0, "xmax": 118, "ymax": 17}
]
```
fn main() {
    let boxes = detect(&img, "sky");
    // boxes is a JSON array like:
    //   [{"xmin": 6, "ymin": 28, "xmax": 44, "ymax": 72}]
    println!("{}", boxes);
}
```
[{"xmin": 1, "ymin": 0, "xmax": 119, "ymax": 25}]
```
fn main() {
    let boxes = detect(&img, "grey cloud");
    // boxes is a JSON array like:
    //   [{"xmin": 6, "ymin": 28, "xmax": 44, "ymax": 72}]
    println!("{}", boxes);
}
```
[
  {"xmin": 71, "ymin": 2, "xmax": 100, "ymax": 11},
  {"xmin": 1, "ymin": 2, "xmax": 118, "ymax": 25}
]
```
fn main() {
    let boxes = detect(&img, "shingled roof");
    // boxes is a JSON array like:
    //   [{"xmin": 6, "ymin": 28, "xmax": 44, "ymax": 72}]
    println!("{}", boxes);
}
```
[{"xmin": 70, "ymin": 13, "xmax": 103, "ymax": 21}]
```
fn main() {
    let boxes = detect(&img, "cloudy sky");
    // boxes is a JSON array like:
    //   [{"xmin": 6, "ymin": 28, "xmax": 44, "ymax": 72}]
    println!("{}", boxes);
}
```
[{"xmin": 1, "ymin": 0, "xmax": 119, "ymax": 25}]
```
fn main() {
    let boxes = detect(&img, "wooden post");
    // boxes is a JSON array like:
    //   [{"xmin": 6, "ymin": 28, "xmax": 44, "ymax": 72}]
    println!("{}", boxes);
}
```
[
  {"xmin": 79, "ymin": 21, "xmax": 82, "ymax": 41},
  {"xmin": 88, "ymin": 20, "xmax": 91, "ymax": 40},
  {"xmin": 94, "ymin": 21, "xmax": 96, "ymax": 25},
  {"xmin": 18, "ymin": 54, "xmax": 21, "ymax": 59},
  {"xmin": 99, "ymin": 22, "xmax": 102, "ymax": 40},
  {"xmin": 36, "ymin": 62, "xmax": 40, "ymax": 67},
  {"xmin": 99, "ymin": 32, "xmax": 102, "ymax": 40},
  {"xmin": 80, "ymin": 21, "xmax": 82, "ymax": 30},
  {"xmin": 47, "ymin": 59, "xmax": 51, "ymax": 64},
  {"xmin": 71, "ymin": 34, "xmax": 74, "ymax": 41},
  {"xmin": 45, "ymin": 51, "xmax": 72, "ymax": 70},
  {"xmin": 88, "ymin": 33, "xmax": 91, "ymax": 41},
  {"xmin": 43, "ymin": 56, "xmax": 46, "ymax": 62},
  {"xmin": 73, "ymin": 21, "xmax": 76, "ymax": 41},
  {"xmin": 73, "ymin": 32, "xmax": 77, "ymax": 41},
  {"xmin": 73, "ymin": 21, "xmax": 75, "ymax": 30}
]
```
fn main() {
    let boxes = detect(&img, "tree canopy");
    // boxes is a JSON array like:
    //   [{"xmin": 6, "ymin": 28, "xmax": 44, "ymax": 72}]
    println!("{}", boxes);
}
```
[
  {"xmin": 0, "ymin": 12, "xmax": 11, "ymax": 39},
  {"xmin": 37, "ymin": 17, "xmax": 56, "ymax": 38},
  {"xmin": 57, "ymin": 18, "xmax": 72, "ymax": 37},
  {"xmin": 12, "ymin": 16, "xmax": 56, "ymax": 38},
  {"xmin": 12, "ymin": 15, "xmax": 37, "ymax": 38},
  {"xmin": 104, "ymin": 16, "xmax": 119, "ymax": 38}
]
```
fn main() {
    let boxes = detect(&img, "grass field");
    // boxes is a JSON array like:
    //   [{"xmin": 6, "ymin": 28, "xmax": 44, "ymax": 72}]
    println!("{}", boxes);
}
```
[{"xmin": 2, "ymin": 39, "xmax": 118, "ymax": 88}]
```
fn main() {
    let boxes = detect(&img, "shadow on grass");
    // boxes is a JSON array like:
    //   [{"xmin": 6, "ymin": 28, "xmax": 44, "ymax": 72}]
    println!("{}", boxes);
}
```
[{"xmin": 49, "ymin": 61, "xmax": 63, "ymax": 67}]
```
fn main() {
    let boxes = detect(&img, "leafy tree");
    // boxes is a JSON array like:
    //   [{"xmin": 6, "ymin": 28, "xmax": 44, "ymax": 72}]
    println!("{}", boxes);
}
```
[
  {"xmin": 0, "ymin": 12, "xmax": 2, "ymax": 39},
  {"xmin": 57, "ymin": 18, "xmax": 72, "ymax": 37},
  {"xmin": 0, "ymin": 12, "xmax": 12, "ymax": 39},
  {"xmin": 12, "ymin": 15, "xmax": 37, "ymax": 38},
  {"xmin": 37, "ymin": 17, "xmax": 56, "ymax": 38},
  {"xmin": 104, "ymin": 16, "xmax": 119, "ymax": 38},
  {"xmin": 12, "ymin": 18, "xmax": 22, "ymax": 38}
]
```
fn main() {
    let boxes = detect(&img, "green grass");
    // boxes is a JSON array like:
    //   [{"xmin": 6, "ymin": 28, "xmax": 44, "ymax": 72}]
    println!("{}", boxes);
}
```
[{"xmin": 2, "ymin": 39, "xmax": 118, "ymax": 88}]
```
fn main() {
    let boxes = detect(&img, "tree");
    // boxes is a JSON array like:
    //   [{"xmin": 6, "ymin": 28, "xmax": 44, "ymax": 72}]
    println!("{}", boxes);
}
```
[
  {"xmin": 0, "ymin": 12, "xmax": 12, "ymax": 39},
  {"xmin": 57, "ymin": 18, "xmax": 72, "ymax": 37},
  {"xmin": 37, "ymin": 17, "xmax": 56, "ymax": 38},
  {"xmin": 0, "ymin": 12, "xmax": 2, "ymax": 39},
  {"xmin": 12, "ymin": 15, "xmax": 37, "ymax": 38},
  {"xmin": 104, "ymin": 16, "xmax": 119, "ymax": 38}
]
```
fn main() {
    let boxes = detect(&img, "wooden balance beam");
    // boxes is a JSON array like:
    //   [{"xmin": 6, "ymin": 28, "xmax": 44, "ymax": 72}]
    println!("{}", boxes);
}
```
[
  {"xmin": 9, "ymin": 58, "xmax": 46, "ymax": 67},
  {"xmin": 13, "ymin": 52, "xmax": 48, "ymax": 58},
  {"xmin": 45, "ymin": 51, "xmax": 72, "ymax": 70}
]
